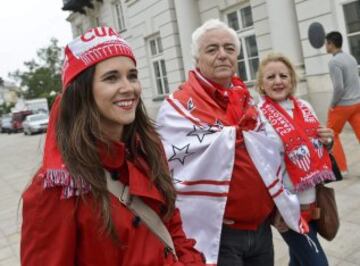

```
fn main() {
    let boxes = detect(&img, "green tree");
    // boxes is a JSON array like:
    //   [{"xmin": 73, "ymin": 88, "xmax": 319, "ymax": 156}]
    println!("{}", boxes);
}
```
[
  {"xmin": 10, "ymin": 38, "xmax": 63, "ymax": 100},
  {"xmin": 0, "ymin": 102, "xmax": 15, "ymax": 116}
]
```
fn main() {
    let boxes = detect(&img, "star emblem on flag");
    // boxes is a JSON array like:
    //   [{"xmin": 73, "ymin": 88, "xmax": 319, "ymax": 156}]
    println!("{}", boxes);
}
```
[
  {"xmin": 187, "ymin": 98, "xmax": 195, "ymax": 111},
  {"xmin": 170, "ymin": 169, "xmax": 182, "ymax": 184},
  {"xmin": 186, "ymin": 125, "xmax": 217, "ymax": 143},
  {"xmin": 214, "ymin": 119, "xmax": 224, "ymax": 129},
  {"xmin": 168, "ymin": 144, "xmax": 193, "ymax": 165}
]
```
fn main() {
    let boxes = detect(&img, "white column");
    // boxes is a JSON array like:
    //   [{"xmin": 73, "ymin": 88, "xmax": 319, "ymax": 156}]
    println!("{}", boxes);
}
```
[
  {"xmin": 266, "ymin": 0, "xmax": 303, "ymax": 67},
  {"xmin": 174, "ymin": 0, "xmax": 201, "ymax": 73}
]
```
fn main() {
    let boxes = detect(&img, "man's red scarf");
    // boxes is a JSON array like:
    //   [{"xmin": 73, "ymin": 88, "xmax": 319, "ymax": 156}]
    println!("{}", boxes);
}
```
[
  {"xmin": 260, "ymin": 96, "xmax": 335, "ymax": 191},
  {"xmin": 173, "ymin": 70, "xmax": 257, "ymax": 131}
]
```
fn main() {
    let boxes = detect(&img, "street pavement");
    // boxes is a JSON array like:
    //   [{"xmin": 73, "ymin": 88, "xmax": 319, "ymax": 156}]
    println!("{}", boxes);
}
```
[
  {"xmin": 0, "ymin": 129, "xmax": 358, "ymax": 266},
  {"xmin": 0, "ymin": 133, "xmax": 44, "ymax": 266}
]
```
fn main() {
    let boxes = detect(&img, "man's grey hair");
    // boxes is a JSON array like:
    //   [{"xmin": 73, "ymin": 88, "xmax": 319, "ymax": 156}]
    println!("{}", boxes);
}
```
[{"xmin": 191, "ymin": 19, "xmax": 241, "ymax": 64}]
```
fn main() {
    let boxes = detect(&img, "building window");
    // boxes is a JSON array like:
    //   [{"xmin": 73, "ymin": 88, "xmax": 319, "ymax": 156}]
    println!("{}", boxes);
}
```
[
  {"xmin": 237, "ymin": 35, "xmax": 259, "ymax": 82},
  {"xmin": 227, "ymin": 11, "xmax": 239, "ymax": 31},
  {"xmin": 114, "ymin": 0, "xmax": 126, "ymax": 32},
  {"xmin": 149, "ymin": 36, "xmax": 169, "ymax": 95},
  {"xmin": 343, "ymin": 1, "xmax": 360, "ymax": 65},
  {"xmin": 226, "ymin": 6, "xmax": 259, "ymax": 82},
  {"xmin": 227, "ymin": 6, "xmax": 254, "ymax": 31},
  {"xmin": 240, "ymin": 6, "xmax": 254, "ymax": 28}
]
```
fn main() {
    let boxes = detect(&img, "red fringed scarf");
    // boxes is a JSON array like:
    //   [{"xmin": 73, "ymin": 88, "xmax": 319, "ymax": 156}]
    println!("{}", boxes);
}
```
[
  {"xmin": 41, "ymin": 95, "xmax": 126, "ymax": 198},
  {"xmin": 177, "ymin": 70, "xmax": 258, "ymax": 131},
  {"xmin": 260, "ymin": 96, "xmax": 335, "ymax": 191}
]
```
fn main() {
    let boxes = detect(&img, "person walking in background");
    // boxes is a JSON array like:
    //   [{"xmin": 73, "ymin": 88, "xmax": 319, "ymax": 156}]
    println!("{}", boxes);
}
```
[
  {"xmin": 325, "ymin": 31, "xmax": 360, "ymax": 175},
  {"xmin": 157, "ymin": 19, "xmax": 275, "ymax": 266},
  {"xmin": 21, "ymin": 26, "xmax": 205, "ymax": 266},
  {"xmin": 256, "ymin": 52, "xmax": 335, "ymax": 266}
]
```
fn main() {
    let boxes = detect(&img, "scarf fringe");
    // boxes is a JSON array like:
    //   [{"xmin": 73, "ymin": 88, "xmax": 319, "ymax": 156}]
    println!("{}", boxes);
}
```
[
  {"xmin": 294, "ymin": 169, "xmax": 335, "ymax": 192},
  {"xmin": 43, "ymin": 169, "xmax": 91, "ymax": 199}
]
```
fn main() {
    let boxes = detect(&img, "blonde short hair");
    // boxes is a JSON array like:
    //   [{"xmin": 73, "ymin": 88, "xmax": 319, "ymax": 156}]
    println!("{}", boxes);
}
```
[{"xmin": 256, "ymin": 52, "xmax": 298, "ymax": 96}]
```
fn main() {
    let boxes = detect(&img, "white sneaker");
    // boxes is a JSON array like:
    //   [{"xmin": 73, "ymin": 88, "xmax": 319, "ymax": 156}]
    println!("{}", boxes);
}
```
[{"xmin": 341, "ymin": 171, "xmax": 349, "ymax": 177}]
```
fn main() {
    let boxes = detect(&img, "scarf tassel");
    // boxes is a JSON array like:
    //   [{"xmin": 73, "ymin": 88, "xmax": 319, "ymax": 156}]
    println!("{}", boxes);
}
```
[
  {"xmin": 294, "ymin": 170, "xmax": 335, "ymax": 192},
  {"xmin": 43, "ymin": 169, "xmax": 91, "ymax": 199}
]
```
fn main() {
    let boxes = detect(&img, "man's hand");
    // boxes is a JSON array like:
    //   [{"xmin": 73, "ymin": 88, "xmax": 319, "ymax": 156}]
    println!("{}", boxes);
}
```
[{"xmin": 273, "ymin": 210, "xmax": 289, "ymax": 233}]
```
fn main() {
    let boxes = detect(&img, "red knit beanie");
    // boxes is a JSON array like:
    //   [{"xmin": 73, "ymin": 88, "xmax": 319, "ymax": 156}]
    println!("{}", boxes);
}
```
[{"xmin": 62, "ymin": 26, "xmax": 136, "ymax": 89}]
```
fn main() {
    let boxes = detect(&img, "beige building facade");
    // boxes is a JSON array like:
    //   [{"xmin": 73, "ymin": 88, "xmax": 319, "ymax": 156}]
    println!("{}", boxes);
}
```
[
  {"xmin": 61, "ymin": 0, "xmax": 360, "ymax": 121},
  {"xmin": 0, "ymin": 80, "xmax": 19, "ymax": 106}
]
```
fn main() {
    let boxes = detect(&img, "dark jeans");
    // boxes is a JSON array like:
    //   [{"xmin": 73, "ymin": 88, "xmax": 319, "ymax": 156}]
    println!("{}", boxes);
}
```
[
  {"xmin": 281, "ymin": 221, "xmax": 328, "ymax": 266},
  {"xmin": 218, "ymin": 219, "xmax": 274, "ymax": 266}
]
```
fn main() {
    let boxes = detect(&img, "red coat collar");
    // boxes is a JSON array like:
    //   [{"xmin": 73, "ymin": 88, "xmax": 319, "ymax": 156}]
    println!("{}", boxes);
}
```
[
  {"xmin": 99, "ymin": 139, "xmax": 165, "ymax": 204},
  {"xmin": 127, "ymin": 161, "xmax": 165, "ymax": 204}
]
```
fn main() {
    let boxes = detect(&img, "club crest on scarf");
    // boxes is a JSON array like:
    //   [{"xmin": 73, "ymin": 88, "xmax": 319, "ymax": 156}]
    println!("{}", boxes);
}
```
[
  {"xmin": 311, "ymin": 138, "xmax": 324, "ymax": 158},
  {"xmin": 288, "ymin": 144, "xmax": 311, "ymax": 172},
  {"xmin": 260, "ymin": 97, "xmax": 335, "ymax": 191}
]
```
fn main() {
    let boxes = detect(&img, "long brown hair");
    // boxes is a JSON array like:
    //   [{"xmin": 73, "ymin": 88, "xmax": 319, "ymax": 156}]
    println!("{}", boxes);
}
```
[{"xmin": 56, "ymin": 65, "xmax": 176, "ymax": 237}]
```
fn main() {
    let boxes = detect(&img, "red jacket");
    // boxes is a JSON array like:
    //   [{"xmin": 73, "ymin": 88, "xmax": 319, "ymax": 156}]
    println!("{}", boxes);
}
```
[
  {"xmin": 224, "ymin": 134, "xmax": 275, "ymax": 230},
  {"xmin": 21, "ymin": 163, "xmax": 205, "ymax": 266}
]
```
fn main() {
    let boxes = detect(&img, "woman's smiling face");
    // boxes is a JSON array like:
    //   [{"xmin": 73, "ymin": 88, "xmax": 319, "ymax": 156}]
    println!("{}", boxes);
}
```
[
  {"xmin": 261, "ymin": 61, "xmax": 293, "ymax": 102},
  {"xmin": 92, "ymin": 56, "xmax": 141, "ymax": 139}
]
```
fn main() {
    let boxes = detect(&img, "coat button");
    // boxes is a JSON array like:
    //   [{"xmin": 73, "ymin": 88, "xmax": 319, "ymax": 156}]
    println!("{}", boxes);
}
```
[{"xmin": 132, "ymin": 215, "xmax": 141, "ymax": 228}]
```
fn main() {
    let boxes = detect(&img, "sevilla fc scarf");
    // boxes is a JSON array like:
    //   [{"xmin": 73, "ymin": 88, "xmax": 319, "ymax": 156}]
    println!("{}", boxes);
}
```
[
  {"xmin": 260, "ymin": 96, "xmax": 335, "ymax": 191},
  {"xmin": 180, "ymin": 69, "xmax": 258, "ymax": 130}
]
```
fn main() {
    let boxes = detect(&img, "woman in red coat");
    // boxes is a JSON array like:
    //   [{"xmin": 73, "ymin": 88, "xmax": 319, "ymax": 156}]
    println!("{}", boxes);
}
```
[{"xmin": 21, "ymin": 26, "xmax": 205, "ymax": 266}]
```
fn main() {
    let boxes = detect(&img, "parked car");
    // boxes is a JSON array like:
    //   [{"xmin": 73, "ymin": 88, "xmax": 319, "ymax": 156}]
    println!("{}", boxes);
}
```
[
  {"xmin": 23, "ymin": 113, "xmax": 49, "ymax": 135},
  {"xmin": 11, "ymin": 110, "xmax": 33, "ymax": 133},
  {"xmin": 1, "ymin": 116, "xmax": 13, "ymax": 134}
]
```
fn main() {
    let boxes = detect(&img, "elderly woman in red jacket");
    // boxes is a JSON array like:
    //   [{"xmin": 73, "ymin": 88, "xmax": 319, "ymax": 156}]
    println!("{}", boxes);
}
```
[{"xmin": 20, "ymin": 26, "xmax": 205, "ymax": 266}]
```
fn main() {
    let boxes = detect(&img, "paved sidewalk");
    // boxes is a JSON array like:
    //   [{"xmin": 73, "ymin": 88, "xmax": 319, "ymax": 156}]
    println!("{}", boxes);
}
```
[
  {"xmin": 0, "ymin": 129, "xmax": 358, "ymax": 265},
  {"xmin": 0, "ymin": 133, "xmax": 44, "ymax": 266}
]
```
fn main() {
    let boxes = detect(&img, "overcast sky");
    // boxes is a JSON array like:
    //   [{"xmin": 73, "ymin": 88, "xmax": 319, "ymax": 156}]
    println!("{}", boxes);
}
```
[{"xmin": 0, "ymin": 0, "xmax": 73, "ymax": 81}]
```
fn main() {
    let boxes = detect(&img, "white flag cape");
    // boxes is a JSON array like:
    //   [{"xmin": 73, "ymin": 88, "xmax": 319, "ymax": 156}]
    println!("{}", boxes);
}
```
[
  {"xmin": 243, "ymin": 131, "xmax": 308, "ymax": 235},
  {"xmin": 157, "ymin": 96, "xmax": 307, "ymax": 265},
  {"xmin": 157, "ymin": 95, "xmax": 236, "ymax": 265}
]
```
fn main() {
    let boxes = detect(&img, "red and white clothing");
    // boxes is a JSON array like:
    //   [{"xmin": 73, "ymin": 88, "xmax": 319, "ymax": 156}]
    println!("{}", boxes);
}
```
[
  {"xmin": 21, "ymin": 97, "xmax": 205, "ymax": 266},
  {"xmin": 156, "ymin": 70, "xmax": 274, "ymax": 265},
  {"xmin": 258, "ymin": 98, "xmax": 318, "ymax": 203},
  {"xmin": 21, "ymin": 142, "xmax": 205, "ymax": 266},
  {"xmin": 257, "ymin": 97, "xmax": 334, "ymax": 223},
  {"xmin": 21, "ymin": 145, "xmax": 204, "ymax": 266}
]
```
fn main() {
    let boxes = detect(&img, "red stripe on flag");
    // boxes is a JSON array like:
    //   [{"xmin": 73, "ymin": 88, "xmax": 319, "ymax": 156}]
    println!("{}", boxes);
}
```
[
  {"xmin": 181, "ymin": 180, "xmax": 231, "ymax": 186},
  {"xmin": 177, "ymin": 191, "xmax": 228, "ymax": 197},
  {"xmin": 272, "ymin": 187, "xmax": 284, "ymax": 198},
  {"xmin": 267, "ymin": 179, "xmax": 279, "ymax": 190}
]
